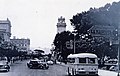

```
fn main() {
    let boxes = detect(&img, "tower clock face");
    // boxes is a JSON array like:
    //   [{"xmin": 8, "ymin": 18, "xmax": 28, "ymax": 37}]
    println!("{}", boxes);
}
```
[{"xmin": 57, "ymin": 27, "xmax": 66, "ymax": 33}]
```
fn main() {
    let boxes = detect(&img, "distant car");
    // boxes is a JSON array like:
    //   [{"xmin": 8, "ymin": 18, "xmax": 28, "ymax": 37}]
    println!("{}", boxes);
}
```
[
  {"xmin": 0, "ymin": 61, "xmax": 10, "ymax": 72},
  {"xmin": 109, "ymin": 65, "xmax": 118, "ymax": 71},
  {"xmin": 27, "ymin": 59, "xmax": 49, "ymax": 69},
  {"xmin": 47, "ymin": 60, "xmax": 54, "ymax": 65},
  {"xmin": 107, "ymin": 59, "xmax": 117, "ymax": 64}
]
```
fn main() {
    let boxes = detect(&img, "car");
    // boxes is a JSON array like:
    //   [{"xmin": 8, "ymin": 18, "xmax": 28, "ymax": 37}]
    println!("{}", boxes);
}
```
[
  {"xmin": 27, "ymin": 59, "xmax": 49, "ymax": 69},
  {"xmin": 47, "ymin": 60, "xmax": 54, "ymax": 65},
  {"xmin": 109, "ymin": 65, "xmax": 118, "ymax": 71},
  {"xmin": 106, "ymin": 59, "xmax": 117, "ymax": 64},
  {"xmin": 0, "ymin": 61, "xmax": 10, "ymax": 72}
]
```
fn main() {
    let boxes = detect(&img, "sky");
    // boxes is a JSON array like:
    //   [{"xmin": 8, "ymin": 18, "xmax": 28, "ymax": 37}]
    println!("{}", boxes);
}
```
[{"xmin": 0, "ymin": 0, "xmax": 119, "ymax": 50}]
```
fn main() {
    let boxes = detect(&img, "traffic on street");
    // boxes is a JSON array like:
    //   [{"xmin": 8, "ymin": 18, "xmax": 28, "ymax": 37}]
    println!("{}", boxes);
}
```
[{"xmin": 0, "ymin": 60, "xmax": 67, "ymax": 76}]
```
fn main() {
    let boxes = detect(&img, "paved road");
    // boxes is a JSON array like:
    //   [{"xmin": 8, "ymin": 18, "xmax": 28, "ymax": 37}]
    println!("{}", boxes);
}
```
[{"xmin": 0, "ymin": 60, "xmax": 67, "ymax": 76}]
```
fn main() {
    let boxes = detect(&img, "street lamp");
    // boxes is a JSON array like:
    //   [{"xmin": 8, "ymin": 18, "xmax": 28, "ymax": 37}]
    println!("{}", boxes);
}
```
[
  {"xmin": 72, "ymin": 31, "xmax": 77, "ymax": 54},
  {"xmin": 116, "ymin": 28, "xmax": 120, "ymax": 76},
  {"xmin": 73, "ymin": 34, "xmax": 76, "ymax": 54},
  {"xmin": 113, "ymin": 28, "xmax": 120, "ymax": 76}
]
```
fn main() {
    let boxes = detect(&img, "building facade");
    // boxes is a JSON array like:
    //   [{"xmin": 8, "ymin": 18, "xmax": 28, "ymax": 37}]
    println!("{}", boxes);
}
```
[
  {"xmin": 56, "ymin": 16, "xmax": 67, "ymax": 33},
  {"xmin": 88, "ymin": 25, "xmax": 116, "ymax": 45},
  {"xmin": 0, "ymin": 18, "xmax": 11, "ymax": 42},
  {"xmin": 10, "ymin": 37, "xmax": 30, "ymax": 52}
]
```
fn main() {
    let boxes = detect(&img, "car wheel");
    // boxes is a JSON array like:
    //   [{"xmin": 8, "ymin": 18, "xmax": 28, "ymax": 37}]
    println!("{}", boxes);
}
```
[
  {"xmin": 46, "ymin": 66, "xmax": 49, "ymax": 69},
  {"xmin": 29, "ymin": 66, "xmax": 32, "ymax": 69},
  {"xmin": 42, "ymin": 66, "xmax": 46, "ymax": 69},
  {"xmin": 28, "ymin": 65, "xmax": 32, "ymax": 69}
]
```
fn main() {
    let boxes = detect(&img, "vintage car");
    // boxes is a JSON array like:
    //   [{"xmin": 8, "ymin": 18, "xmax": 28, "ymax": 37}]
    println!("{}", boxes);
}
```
[
  {"xmin": 27, "ymin": 59, "xmax": 49, "ymax": 69},
  {"xmin": 0, "ymin": 61, "xmax": 10, "ymax": 72},
  {"xmin": 109, "ymin": 65, "xmax": 118, "ymax": 71},
  {"xmin": 47, "ymin": 60, "xmax": 54, "ymax": 65}
]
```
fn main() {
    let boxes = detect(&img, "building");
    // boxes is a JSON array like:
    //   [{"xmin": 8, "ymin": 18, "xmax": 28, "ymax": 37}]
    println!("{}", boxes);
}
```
[
  {"xmin": 0, "ymin": 18, "xmax": 11, "ymax": 42},
  {"xmin": 0, "ymin": 31, "xmax": 5, "ymax": 44},
  {"xmin": 56, "ymin": 16, "xmax": 67, "ymax": 33},
  {"xmin": 88, "ymin": 25, "xmax": 116, "ymax": 45},
  {"xmin": 10, "ymin": 37, "xmax": 30, "ymax": 52}
]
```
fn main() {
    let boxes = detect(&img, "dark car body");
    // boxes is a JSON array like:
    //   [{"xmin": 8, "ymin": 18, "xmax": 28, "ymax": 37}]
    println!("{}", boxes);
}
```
[{"xmin": 27, "ymin": 59, "xmax": 49, "ymax": 69}]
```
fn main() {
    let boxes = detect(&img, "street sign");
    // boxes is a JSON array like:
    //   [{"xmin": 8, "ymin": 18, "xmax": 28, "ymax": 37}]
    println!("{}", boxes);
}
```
[{"xmin": 66, "ymin": 40, "xmax": 73, "ymax": 49}]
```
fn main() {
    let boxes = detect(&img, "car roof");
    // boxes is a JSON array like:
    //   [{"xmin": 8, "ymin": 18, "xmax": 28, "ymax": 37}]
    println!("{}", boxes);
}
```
[
  {"xmin": 30, "ymin": 59, "xmax": 44, "ymax": 62},
  {"xmin": 67, "ymin": 53, "xmax": 97, "ymax": 58},
  {"xmin": 30, "ymin": 59, "xmax": 40, "ymax": 61}
]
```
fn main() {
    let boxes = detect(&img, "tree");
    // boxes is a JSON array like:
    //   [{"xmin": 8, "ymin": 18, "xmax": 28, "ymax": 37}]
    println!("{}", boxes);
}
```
[
  {"xmin": 70, "ymin": 12, "xmax": 93, "ymax": 34},
  {"xmin": 0, "ymin": 41, "xmax": 19, "ymax": 62},
  {"xmin": 70, "ymin": 1, "xmax": 120, "ymax": 59},
  {"xmin": 53, "ymin": 31, "xmax": 74, "ymax": 61}
]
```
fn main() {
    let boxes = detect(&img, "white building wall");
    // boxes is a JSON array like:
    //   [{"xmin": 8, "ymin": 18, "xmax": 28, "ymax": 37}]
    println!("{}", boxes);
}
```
[
  {"xmin": 57, "ymin": 27, "xmax": 66, "ymax": 33},
  {"xmin": 10, "ymin": 38, "xmax": 30, "ymax": 52},
  {"xmin": 0, "ymin": 19, "xmax": 11, "ymax": 41}
]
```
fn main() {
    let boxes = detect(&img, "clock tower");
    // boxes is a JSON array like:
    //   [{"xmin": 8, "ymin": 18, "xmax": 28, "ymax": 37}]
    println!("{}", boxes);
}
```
[{"xmin": 56, "ymin": 16, "xmax": 67, "ymax": 33}]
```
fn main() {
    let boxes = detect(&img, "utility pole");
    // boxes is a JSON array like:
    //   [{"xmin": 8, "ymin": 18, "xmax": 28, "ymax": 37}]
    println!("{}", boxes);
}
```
[
  {"xmin": 111, "ymin": 28, "xmax": 120, "ymax": 76},
  {"xmin": 73, "ymin": 34, "xmax": 75, "ymax": 54},
  {"xmin": 72, "ymin": 31, "xmax": 77, "ymax": 54},
  {"xmin": 116, "ymin": 28, "xmax": 120, "ymax": 76}
]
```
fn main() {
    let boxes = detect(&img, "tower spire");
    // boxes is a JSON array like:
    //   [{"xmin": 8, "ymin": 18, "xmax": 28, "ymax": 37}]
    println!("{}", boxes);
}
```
[{"xmin": 56, "ymin": 16, "xmax": 67, "ymax": 33}]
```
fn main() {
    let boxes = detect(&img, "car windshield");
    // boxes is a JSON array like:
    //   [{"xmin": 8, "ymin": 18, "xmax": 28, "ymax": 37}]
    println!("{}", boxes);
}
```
[
  {"xmin": 88, "ymin": 58, "xmax": 96, "ymax": 64},
  {"xmin": 0, "ymin": 61, "xmax": 7, "ymax": 65},
  {"xmin": 30, "ymin": 61, "xmax": 38, "ymax": 64},
  {"xmin": 67, "ymin": 58, "xmax": 75, "ymax": 63},
  {"xmin": 79, "ymin": 58, "xmax": 86, "ymax": 63}
]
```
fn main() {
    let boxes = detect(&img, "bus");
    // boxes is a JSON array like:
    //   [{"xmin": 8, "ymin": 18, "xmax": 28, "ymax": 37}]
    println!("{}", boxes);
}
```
[{"xmin": 67, "ymin": 53, "xmax": 98, "ymax": 76}]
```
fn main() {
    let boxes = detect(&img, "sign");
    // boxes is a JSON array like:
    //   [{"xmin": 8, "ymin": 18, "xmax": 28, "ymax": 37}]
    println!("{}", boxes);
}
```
[{"xmin": 66, "ymin": 40, "xmax": 73, "ymax": 49}]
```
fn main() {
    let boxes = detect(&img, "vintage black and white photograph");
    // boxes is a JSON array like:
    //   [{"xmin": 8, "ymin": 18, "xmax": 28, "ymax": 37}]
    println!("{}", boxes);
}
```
[{"xmin": 0, "ymin": 0, "xmax": 120, "ymax": 76}]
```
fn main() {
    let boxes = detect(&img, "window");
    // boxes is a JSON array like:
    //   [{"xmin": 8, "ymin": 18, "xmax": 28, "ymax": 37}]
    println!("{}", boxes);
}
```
[
  {"xmin": 88, "ymin": 58, "xmax": 95, "ymax": 64},
  {"xmin": 67, "ymin": 58, "xmax": 75, "ymax": 63},
  {"xmin": 79, "ymin": 58, "xmax": 86, "ymax": 63}
]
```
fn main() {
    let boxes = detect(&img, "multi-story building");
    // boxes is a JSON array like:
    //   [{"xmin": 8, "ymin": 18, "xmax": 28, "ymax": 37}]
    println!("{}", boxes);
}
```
[
  {"xmin": 10, "ymin": 37, "xmax": 30, "ymax": 52},
  {"xmin": 0, "ymin": 18, "xmax": 11, "ymax": 42},
  {"xmin": 88, "ymin": 25, "xmax": 116, "ymax": 45},
  {"xmin": 56, "ymin": 16, "xmax": 67, "ymax": 33}
]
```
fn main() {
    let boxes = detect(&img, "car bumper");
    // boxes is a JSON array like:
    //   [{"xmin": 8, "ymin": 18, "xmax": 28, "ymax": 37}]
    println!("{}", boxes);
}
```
[{"xmin": 0, "ymin": 69, "xmax": 9, "ymax": 71}]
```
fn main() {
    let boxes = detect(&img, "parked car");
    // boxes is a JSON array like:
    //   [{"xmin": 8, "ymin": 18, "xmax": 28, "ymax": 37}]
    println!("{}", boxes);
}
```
[
  {"xmin": 27, "ymin": 59, "xmax": 49, "ymax": 69},
  {"xmin": 106, "ymin": 59, "xmax": 117, "ymax": 64},
  {"xmin": 109, "ymin": 65, "xmax": 118, "ymax": 71},
  {"xmin": 47, "ymin": 60, "xmax": 54, "ymax": 65},
  {"xmin": 0, "ymin": 61, "xmax": 10, "ymax": 72}
]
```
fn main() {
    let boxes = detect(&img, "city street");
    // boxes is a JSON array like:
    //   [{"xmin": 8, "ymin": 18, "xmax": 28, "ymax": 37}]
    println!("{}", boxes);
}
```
[
  {"xmin": 0, "ymin": 59, "xmax": 118, "ymax": 76},
  {"xmin": 0, "ymin": 60, "xmax": 67, "ymax": 76}
]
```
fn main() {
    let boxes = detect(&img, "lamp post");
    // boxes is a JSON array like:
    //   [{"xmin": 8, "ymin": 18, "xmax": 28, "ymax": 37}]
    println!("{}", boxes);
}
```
[
  {"xmin": 113, "ymin": 28, "xmax": 120, "ymax": 76},
  {"xmin": 72, "ymin": 32, "xmax": 77, "ymax": 54},
  {"xmin": 117, "ymin": 28, "xmax": 120, "ymax": 76},
  {"xmin": 118, "ymin": 42, "xmax": 119, "ymax": 76},
  {"xmin": 73, "ymin": 34, "xmax": 76, "ymax": 54}
]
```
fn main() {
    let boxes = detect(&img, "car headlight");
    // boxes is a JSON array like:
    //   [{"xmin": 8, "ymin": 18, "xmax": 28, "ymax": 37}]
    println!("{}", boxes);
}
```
[
  {"xmin": 91, "ymin": 68, "xmax": 97, "ymax": 71},
  {"xmin": 4, "ymin": 65, "xmax": 8, "ymax": 68}
]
